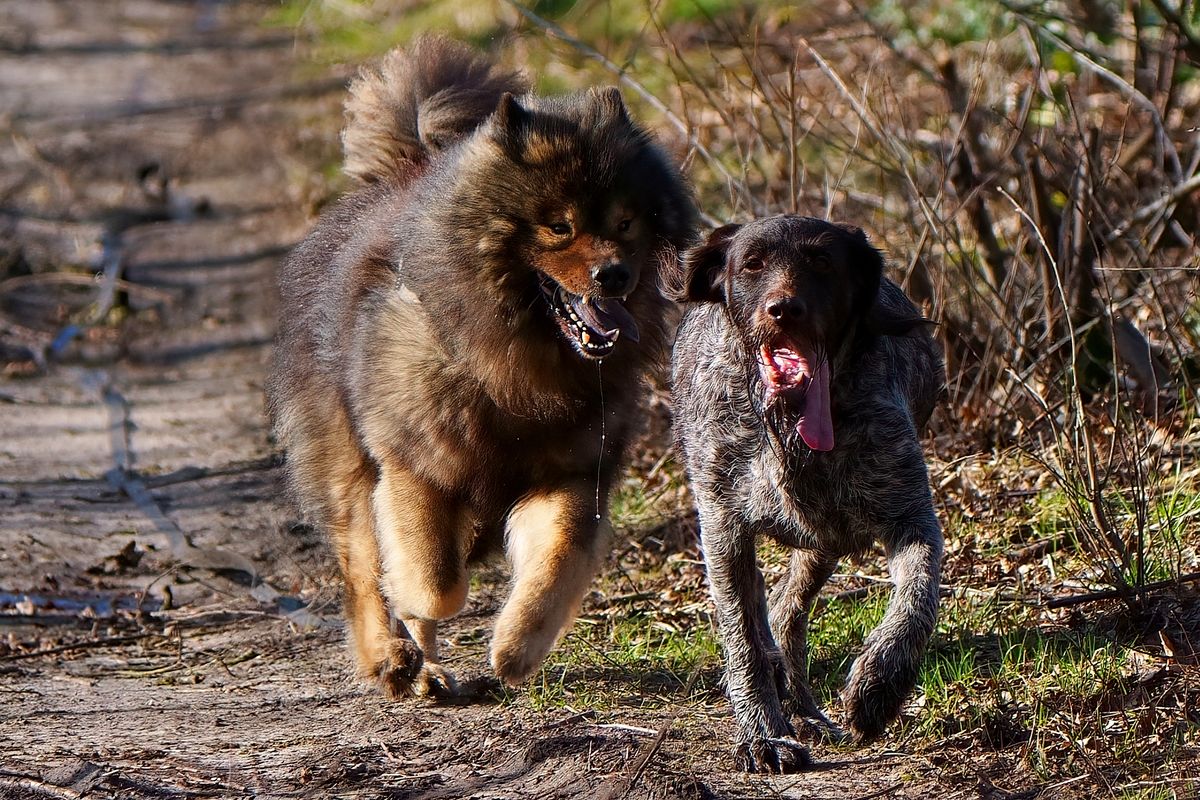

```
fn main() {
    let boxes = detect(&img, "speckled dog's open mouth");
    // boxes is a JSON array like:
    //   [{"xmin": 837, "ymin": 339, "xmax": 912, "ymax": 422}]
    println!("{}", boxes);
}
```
[
  {"xmin": 539, "ymin": 274, "xmax": 639, "ymax": 361},
  {"xmin": 758, "ymin": 337, "xmax": 834, "ymax": 451}
]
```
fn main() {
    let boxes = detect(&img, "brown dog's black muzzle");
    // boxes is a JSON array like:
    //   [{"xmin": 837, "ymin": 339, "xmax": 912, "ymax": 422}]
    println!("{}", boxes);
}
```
[{"xmin": 591, "ymin": 260, "xmax": 636, "ymax": 297}]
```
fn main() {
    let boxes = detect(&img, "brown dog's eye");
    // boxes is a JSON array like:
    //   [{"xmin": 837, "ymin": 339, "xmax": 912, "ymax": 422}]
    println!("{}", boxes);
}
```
[
  {"xmin": 741, "ymin": 256, "xmax": 763, "ymax": 272},
  {"xmin": 617, "ymin": 219, "xmax": 632, "ymax": 233},
  {"xmin": 547, "ymin": 222, "xmax": 572, "ymax": 237},
  {"xmin": 810, "ymin": 254, "xmax": 831, "ymax": 273}
]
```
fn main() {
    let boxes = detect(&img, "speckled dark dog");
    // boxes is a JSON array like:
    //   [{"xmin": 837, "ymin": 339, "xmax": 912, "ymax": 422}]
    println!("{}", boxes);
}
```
[
  {"xmin": 268, "ymin": 37, "xmax": 694, "ymax": 698},
  {"xmin": 671, "ymin": 216, "xmax": 944, "ymax": 773}
]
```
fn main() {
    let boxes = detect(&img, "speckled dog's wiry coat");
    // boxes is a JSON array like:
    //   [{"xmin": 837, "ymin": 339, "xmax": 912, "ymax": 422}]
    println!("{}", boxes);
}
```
[
  {"xmin": 671, "ymin": 216, "xmax": 944, "ymax": 773},
  {"xmin": 268, "ymin": 37, "xmax": 695, "ymax": 699}
]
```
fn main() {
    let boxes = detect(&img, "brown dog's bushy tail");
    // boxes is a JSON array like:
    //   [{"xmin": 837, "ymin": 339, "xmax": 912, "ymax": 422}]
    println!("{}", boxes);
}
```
[{"xmin": 342, "ymin": 36, "xmax": 528, "ymax": 184}]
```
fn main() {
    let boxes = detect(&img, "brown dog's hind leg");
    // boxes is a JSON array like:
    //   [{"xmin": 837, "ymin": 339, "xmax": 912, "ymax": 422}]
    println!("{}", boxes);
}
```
[
  {"xmin": 769, "ymin": 549, "xmax": 844, "ymax": 740},
  {"xmin": 331, "ymin": 463, "xmax": 425, "ymax": 699},
  {"xmin": 490, "ymin": 485, "xmax": 607, "ymax": 686},
  {"xmin": 284, "ymin": 400, "xmax": 424, "ymax": 699},
  {"xmin": 372, "ymin": 461, "xmax": 471, "ymax": 696}
]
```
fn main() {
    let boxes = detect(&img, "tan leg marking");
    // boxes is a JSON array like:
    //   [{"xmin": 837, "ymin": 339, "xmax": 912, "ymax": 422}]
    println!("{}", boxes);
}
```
[
  {"xmin": 371, "ymin": 461, "xmax": 471, "ymax": 621},
  {"xmin": 292, "ymin": 406, "xmax": 422, "ymax": 699},
  {"xmin": 371, "ymin": 461, "xmax": 471, "ymax": 697},
  {"xmin": 491, "ymin": 485, "xmax": 610, "ymax": 686}
]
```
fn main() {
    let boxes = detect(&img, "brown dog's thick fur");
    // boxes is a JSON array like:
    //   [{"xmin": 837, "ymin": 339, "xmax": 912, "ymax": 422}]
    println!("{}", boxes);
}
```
[{"xmin": 267, "ymin": 38, "xmax": 695, "ymax": 697}]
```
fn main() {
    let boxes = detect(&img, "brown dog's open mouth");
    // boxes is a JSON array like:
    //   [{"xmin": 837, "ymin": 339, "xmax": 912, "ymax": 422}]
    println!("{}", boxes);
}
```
[
  {"xmin": 539, "ymin": 274, "xmax": 640, "ymax": 360},
  {"xmin": 758, "ymin": 339, "xmax": 834, "ymax": 451}
]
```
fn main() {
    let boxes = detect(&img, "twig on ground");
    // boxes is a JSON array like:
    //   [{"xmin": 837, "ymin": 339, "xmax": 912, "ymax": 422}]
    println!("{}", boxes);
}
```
[
  {"xmin": 851, "ymin": 782, "xmax": 905, "ymax": 800},
  {"xmin": 1043, "ymin": 571, "xmax": 1200, "ymax": 609},
  {"xmin": 13, "ymin": 77, "xmax": 350, "ymax": 127},
  {"xmin": 0, "ymin": 773, "xmax": 84, "ymax": 800},
  {"xmin": 592, "ymin": 723, "xmax": 659, "ymax": 737},
  {"xmin": 0, "ymin": 633, "xmax": 152, "ymax": 662},
  {"xmin": 599, "ymin": 664, "xmax": 703, "ymax": 799}
]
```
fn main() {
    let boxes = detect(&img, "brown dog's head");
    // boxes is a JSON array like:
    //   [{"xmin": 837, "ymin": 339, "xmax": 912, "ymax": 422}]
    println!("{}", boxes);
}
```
[
  {"xmin": 447, "ymin": 87, "xmax": 695, "ymax": 363},
  {"xmin": 677, "ymin": 215, "xmax": 927, "ymax": 450}
]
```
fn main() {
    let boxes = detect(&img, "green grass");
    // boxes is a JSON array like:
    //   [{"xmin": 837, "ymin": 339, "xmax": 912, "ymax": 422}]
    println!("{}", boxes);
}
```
[
  {"xmin": 524, "ymin": 609, "xmax": 721, "ymax": 712},
  {"xmin": 266, "ymin": 0, "xmax": 506, "ymax": 61}
]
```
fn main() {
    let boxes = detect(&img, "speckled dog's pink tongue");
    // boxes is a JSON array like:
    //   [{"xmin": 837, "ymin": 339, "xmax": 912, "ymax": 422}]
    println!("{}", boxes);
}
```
[
  {"xmin": 797, "ymin": 355, "xmax": 834, "ymax": 451},
  {"xmin": 760, "ymin": 344, "xmax": 836, "ymax": 451}
]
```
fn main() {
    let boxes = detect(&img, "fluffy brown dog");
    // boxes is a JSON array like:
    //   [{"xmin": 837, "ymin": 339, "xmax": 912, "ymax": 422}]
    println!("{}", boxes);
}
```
[{"xmin": 268, "ymin": 38, "xmax": 695, "ymax": 697}]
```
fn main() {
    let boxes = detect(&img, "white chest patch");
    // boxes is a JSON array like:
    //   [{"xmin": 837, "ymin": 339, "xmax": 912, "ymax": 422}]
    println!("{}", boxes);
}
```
[{"xmin": 397, "ymin": 283, "xmax": 421, "ymax": 305}]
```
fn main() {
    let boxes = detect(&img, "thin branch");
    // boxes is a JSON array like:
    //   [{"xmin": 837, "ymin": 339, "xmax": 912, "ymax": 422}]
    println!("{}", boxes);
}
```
[
  {"xmin": 1106, "ymin": 170, "xmax": 1200, "ymax": 242},
  {"xmin": 501, "ymin": 0, "xmax": 749, "ymax": 219},
  {"xmin": 1043, "ymin": 571, "xmax": 1200, "ymax": 609},
  {"xmin": 1146, "ymin": 0, "xmax": 1200, "ymax": 64}
]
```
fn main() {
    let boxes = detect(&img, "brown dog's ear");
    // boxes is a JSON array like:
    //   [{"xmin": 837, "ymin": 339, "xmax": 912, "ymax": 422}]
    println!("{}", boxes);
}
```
[
  {"xmin": 587, "ymin": 87, "xmax": 630, "ymax": 127},
  {"xmin": 492, "ymin": 92, "xmax": 531, "ymax": 157},
  {"xmin": 675, "ymin": 223, "xmax": 742, "ymax": 303}
]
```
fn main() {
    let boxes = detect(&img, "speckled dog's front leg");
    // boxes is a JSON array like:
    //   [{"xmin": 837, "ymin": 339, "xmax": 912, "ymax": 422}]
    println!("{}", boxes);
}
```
[
  {"xmin": 843, "ymin": 511, "xmax": 942, "ymax": 741},
  {"xmin": 769, "ymin": 548, "xmax": 844, "ymax": 740},
  {"xmin": 701, "ymin": 510, "xmax": 810, "ymax": 774}
]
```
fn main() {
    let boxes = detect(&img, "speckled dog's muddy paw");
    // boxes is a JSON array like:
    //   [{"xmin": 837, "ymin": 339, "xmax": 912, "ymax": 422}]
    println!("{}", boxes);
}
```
[{"xmin": 734, "ymin": 735, "xmax": 811, "ymax": 774}]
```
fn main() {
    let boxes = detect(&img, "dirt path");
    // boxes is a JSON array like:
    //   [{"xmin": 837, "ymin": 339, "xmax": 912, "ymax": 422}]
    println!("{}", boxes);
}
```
[{"xmin": 0, "ymin": 4, "xmax": 976, "ymax": 799}]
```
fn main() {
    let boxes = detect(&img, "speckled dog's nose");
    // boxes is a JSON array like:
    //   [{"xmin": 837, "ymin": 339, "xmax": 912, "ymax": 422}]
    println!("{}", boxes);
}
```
[{"xmin": 765, "ymin": 295, "xmax": 806, "ymax": 323}]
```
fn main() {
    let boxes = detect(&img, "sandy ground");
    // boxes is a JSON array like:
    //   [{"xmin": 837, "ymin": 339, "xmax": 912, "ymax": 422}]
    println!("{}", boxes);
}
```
[{"xmin": 0, "ymin": 3, "xmax": 1009, "ymax": 798}]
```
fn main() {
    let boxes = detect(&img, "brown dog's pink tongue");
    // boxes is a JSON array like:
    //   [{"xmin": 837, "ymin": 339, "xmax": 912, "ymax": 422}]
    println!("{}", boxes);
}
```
[
  {"xmin": 574, "ymin": 297, "xmax": 640, "ymax": 343},
  {"xmin": 797, "ymin": 356, "xmax": 834, "ymax": 451}
]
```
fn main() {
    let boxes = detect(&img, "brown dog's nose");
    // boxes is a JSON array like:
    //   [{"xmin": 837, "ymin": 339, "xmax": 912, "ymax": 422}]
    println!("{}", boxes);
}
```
[
  {"xmin": 592, "ymin": 261, "xmax": 633, "ymax": 296},
  {"xmin": 766, "ymin": 296, "xmax": 806, "ymax": 323}
]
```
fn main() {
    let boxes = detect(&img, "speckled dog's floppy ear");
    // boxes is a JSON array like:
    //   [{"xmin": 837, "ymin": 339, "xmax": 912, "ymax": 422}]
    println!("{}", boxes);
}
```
[
  {"xmin": 837, "ymin": 223, "xmax": 886, "ymax": 315},
  {"xmin": 675, "ymin": 223, "xmax": 742, "ymax": 303},
  {"xmin": 837, "ymin": 224, "xmax": 936, "ymax": 337}
]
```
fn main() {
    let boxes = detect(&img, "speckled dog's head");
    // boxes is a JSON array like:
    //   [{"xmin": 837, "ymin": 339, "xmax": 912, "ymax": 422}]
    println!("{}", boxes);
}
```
[{"xmin": 676, "ymin": 215, "xmax": 927, "ymax": 450}]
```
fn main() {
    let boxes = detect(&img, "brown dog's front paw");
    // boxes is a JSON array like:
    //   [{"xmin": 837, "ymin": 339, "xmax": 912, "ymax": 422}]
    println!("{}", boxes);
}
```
[
  {"xmin": 374, "ymin": 638, "xmax": 424, "ymax": 699},
  {"xmin": 490, "ymin": 637, "xmax": 544, "ymax": 687},
  {"xmin": 734, "ymin": 736, "xmax": 811, "ymax": 774},
  {"xmin": 414, "ymin": 662, "xmax": 460, "ymax": 698}
]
